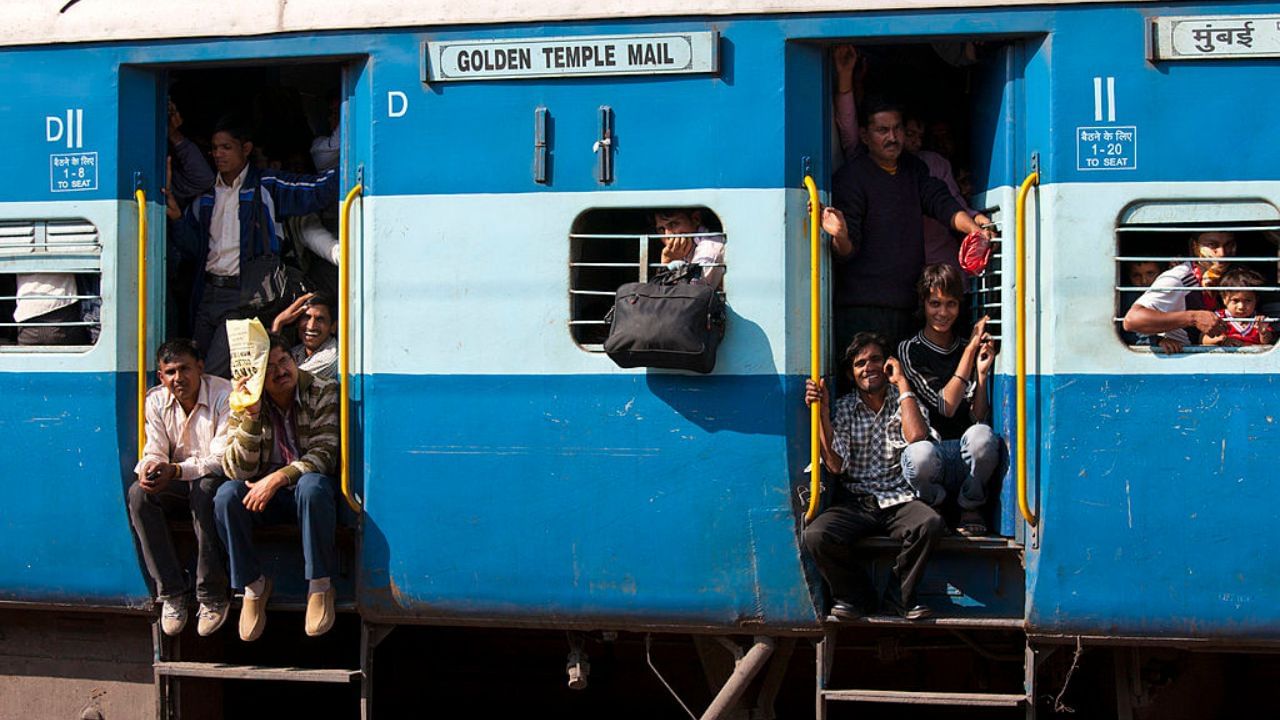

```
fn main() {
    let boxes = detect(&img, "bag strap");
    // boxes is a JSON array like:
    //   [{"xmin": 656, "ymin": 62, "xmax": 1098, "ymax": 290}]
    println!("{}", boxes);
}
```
[
  {"xmin": 250, "ymin": 182, "xmax": 271, "ymax": 258},
  {"xmin": 650, "ymin": 262, "xmax": 703, "ymax": 286}
]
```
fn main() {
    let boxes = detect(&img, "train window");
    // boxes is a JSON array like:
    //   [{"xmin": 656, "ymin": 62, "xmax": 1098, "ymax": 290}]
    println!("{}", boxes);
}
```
[
  {"xmin": 0, "ymin": 219, "xmax": 102, "ymax": 350},
  {"xmin": 568, "ymin": 207, "xmax": 726, "ymax": 351},
  {"xmin": 968, "ymin": 206, "xmax": 1003, "ymax": 343},
  {"xmin": 1114, "ymin": 207, "xmax": 1280, "ymax": 352}
]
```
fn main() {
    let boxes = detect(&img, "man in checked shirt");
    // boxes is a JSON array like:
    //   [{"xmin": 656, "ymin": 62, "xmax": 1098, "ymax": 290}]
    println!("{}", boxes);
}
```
[{"xmin": 802, "ymin": 332, "xmax": 946, "ymax": 621}]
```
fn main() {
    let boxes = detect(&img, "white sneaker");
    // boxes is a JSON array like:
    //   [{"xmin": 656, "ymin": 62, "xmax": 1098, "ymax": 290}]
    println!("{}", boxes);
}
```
[
  {"xmin": 196, "ymin": 600, "xmax": 230, "ymax": 637},
  {"xmin": 160, "ymin": 598, "xmax": 188, "ymax": 636}
]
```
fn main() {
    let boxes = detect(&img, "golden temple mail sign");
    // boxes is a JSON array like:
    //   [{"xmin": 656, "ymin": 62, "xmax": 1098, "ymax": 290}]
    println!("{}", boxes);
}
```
[
  {"xmin": 424, "ymin": 33, "xmax": 719, "ymax": 82},
  {"xmin": 1151, "ymin": 15, "xmax": 1280, "ymax": 60}
]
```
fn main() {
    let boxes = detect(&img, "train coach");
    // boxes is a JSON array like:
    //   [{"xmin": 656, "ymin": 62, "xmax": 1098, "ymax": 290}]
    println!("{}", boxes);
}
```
[{"xmin": 1, "ymin": 0, "xmax": 1279, "ymax": 717}]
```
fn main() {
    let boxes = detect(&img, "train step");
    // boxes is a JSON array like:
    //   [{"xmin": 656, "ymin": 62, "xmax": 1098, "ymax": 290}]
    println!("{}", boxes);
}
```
[
  {"xmin": 857, "ymin": 534, "xmax": 1023, "ymax": 553},
  {"xmin": 825, "ymin": 614, "xmax": 1026, "ymax": 629},
  {"xmin": 154, "ymin": 660, "xmax": 359, "ymax": 684},
  {"xmin": 820, "ymin": 688, "xmax": 1029, "ymax": 707},
  {"xmin": 815, "ymin": 621, "xmax": 1035, "ymax": 718}
]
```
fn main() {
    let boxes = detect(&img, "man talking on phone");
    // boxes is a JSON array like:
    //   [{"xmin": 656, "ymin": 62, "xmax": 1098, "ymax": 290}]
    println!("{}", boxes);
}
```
[
  {"xmin": 801, "ymin": 332, "xmax": 946, "ymax": 621},
  {"xmin": 128, "ymin": 338, "xmax": 233, "ymax": 637}
]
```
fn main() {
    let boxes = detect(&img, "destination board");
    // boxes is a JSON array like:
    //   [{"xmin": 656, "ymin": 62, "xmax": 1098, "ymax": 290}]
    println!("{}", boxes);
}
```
[
  {"xmin": 424, "ymin": 32, "xmax": 718, "ymax": 82},
  {"xmin": 1151, "ymin": 15, "xmax": 1280, "ymax": 60}
]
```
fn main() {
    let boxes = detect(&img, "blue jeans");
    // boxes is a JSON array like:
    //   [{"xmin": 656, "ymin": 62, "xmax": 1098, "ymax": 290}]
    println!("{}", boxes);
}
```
[
  {"xmin": 932, "ymin": 425, "xmax": 1001, "ymax": 510},
  {"xmin": 213, "ymin": 473, "xmax": 337, "ymax": 589},
  {"xmin": 898, "ymin": 440, "xmax": 944, "ymax": 505}
]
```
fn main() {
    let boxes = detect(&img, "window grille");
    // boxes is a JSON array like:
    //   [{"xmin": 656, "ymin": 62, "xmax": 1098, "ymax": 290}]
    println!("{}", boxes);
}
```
[
  {"xmin": 568, "ymin": 208, "xmax": 725, "ymax": 352},
  {"xmin": 1114, "ymin": 220, "xmax": 1280, "ymax": 352},
  {"xmin": 967, "ymin": 210, "xmax": 1003, "ymax": 343},
  {"xmin": 0, "ymin": 218, "xmax": 103, "ymax": 349}
]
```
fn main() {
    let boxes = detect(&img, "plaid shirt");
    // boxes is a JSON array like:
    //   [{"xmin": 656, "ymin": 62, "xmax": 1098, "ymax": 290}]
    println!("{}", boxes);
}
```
[
  {"xmin": 830, "ymin": 385, "xmax": 932, "ymax": 508},
  {"xmin": 222, "ymin": 370, "xmax": 339, "ymax": 484}
]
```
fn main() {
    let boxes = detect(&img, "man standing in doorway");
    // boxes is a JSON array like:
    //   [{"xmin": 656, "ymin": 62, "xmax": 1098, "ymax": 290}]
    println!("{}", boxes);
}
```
[
  {"xmin": 821, "ymin": 97, "xmax": 991, "ymax": 354},
  {"xmin": 168, "ymin": 117, "xmax": 340, "ymax": 377}
]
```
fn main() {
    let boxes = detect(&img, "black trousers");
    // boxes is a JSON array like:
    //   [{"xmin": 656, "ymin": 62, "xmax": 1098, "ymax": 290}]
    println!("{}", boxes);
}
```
[
  {"xmin": 803, "ymin": 493, "xmax": 944, "ymax": 610},
  {"xmin": 127, "ymin": 476, "xmax": 228, "ymax": 603}
]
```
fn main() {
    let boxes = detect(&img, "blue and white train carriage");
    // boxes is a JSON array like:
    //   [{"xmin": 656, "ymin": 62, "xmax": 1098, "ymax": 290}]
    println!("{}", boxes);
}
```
[{"xmin": 1, "ymin": 0, "xmax": 1279, "ymax": 716}]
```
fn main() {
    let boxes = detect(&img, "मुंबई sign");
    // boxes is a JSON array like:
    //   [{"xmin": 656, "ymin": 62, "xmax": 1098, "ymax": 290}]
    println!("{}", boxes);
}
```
[
  {"xmin": 1151, "ymin": 14, "xmax": 1280, "ymax": 60},
  {"xmin": 423, "ymin": 32, "xmax": 719, "ymax": 82}
]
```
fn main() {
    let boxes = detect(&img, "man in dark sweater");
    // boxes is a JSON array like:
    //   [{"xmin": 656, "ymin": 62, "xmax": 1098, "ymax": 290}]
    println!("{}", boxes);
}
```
[{"xmin": 821, "ymin": 98, "xmax": 991, "ymax": 355}]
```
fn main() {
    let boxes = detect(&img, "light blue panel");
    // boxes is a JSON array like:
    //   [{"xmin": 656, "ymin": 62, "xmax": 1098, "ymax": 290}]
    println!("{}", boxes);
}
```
[
  {"xmin": 0, "ymin": 373, "xmax": 149, "ymax": 606},
  {"xmin": 358, "ymin": 373, "xmax": 818, "ymax": 629},
  {"xmin": 1027, "ymin": 373, "xmax": 1280, "ymax": 639}
]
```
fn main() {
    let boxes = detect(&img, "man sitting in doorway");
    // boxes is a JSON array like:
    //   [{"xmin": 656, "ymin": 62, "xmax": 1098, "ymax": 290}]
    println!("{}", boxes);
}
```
[
  {"xmin": 802, "ymin": 332, "xmax": 946, "ymax": 621},
  {"xmin": 271, "ymin": 292, "xmax": 338, "ymax": 380},
  {"xmin": 897, "ymin": 264, "xmax": 1001, "ymax": 536},
  {"xmin": 168, "ymin": 116, "xmax": 340, "ymax": 377},
  {"xmin": 1122, "ymin": 231, "xmax": 1234, "ymax": 352},
  {"xmin": 653, "ymin": 208, "xmax": 725, "ymax": 288},
  {"xmin": 127, "ymin": 339, "xmax": 232, "ymax": 637},
  {"xmin": 214, "ymin": 333, "xmax": 340, "ymax": 641},
  {"xmin": 820, "ymin": 96, "xmax": 991, "ymax": 354}
]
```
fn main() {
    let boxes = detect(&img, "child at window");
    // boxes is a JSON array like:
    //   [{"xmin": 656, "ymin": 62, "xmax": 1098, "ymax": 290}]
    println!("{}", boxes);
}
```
[{"xmin": 1204, "ymin": 267, "xmax": 1275, "ymax": 346}]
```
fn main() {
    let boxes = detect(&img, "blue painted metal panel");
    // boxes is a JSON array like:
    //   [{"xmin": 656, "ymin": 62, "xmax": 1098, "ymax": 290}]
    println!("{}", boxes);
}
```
[
  {"xmin": 358, "ymin": 373, "xmax": 818, "ymax": 628},
  {"xmin": 1027, "ymin": 373, "xmax": 1280, "ymax": 639},
  {"xmin": 0, "ymin": 373, "xmax": 150, "ymax": 606},
  {"xmin": 4, "ymin": 3, "xmax": 1280, "ymax": 204}
]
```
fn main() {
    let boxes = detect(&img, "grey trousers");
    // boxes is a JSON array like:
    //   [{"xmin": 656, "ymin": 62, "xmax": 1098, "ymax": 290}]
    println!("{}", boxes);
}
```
[
  {"xmin": 127, "ymin": 476, "xmax": 229, "ymax": 603},
  {"xmin": 17, "ymin": 303, "xmax": 88, "ymax": 346},
  {"xmin": 192, "ymin": 281, "xmax": 240, "ymax": 378}
]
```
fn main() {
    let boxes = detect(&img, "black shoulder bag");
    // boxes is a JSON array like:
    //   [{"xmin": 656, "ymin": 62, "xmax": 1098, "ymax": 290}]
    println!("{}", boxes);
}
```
[
  {"xmin": 238, "ymin": 183, "xmax": 312, "ymax": 320},
  {"xmin": 603, "ymin": 263, "xmax": 727, "ymax": 374}
]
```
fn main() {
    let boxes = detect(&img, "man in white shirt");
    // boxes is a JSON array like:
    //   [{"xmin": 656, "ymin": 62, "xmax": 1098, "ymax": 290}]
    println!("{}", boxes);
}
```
[
  {"xmin": 653, "ymin": 208, "xmax": 726, "ymax": 288},
  {"xmin": 1123, "ymin": 231, "xmax": 1234, "ymax": 352},
  {"xmin": 127, "ymin": 338, "xmax": 233, "ymax": 637},
  {"xmin": 14, "ymin": 273, "xmax": 87, "ymax": 346}
]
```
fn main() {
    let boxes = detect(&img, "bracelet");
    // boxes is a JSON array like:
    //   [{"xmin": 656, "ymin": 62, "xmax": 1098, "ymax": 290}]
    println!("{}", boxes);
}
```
[
  {"xmin": 899, "ymin": 391, "xmax": 916, "ymax": 402},
  {"xmin": 953, "ymin": 373, "xmax": 969, "ymax": 383}
]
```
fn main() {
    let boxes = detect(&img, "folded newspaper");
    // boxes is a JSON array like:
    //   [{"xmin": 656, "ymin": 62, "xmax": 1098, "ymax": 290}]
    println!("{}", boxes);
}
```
[{"xmin": 227, "ymin": 317, "xmax": 269, "ymax": 412}]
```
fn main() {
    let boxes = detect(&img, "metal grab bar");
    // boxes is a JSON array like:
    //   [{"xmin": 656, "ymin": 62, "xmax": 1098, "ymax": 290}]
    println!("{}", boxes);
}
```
[
  {"xmin": 135, "ymin": 188, "xmax": 147, "ymax": 459},
  {"xmin": 803, "ymin": 175, "xmax": 821, "ymax": 524},
  {"xmin": 339, "ymin": 183, "xmax": 363, "ymax": 515},
  {"xmin": 1015, "ymin": 172, "xmax": 1039, "ymax": 529}
]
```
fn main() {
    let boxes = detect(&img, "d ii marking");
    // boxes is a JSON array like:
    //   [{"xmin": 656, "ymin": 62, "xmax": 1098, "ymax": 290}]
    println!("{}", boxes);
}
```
[{"xmin": 46, "ymin": 109, "xmax": 84, "ymax": 149}]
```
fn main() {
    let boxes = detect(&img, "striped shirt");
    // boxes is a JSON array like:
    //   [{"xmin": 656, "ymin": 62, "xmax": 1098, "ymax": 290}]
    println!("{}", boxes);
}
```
[
  {"xmin": 830, "ymin": 385, "xmax": 932, "ymax": 508},
  {"xmin": 898, "ymin": 332, "xmax": 976, "ymax": 441},
  {"xmin": 1134, "ymin": 262, "xmax": 1207, "ymax": 346},
  {"xmin": 221, "ymin": 370, "xmax": 339, "ymax": 484}
]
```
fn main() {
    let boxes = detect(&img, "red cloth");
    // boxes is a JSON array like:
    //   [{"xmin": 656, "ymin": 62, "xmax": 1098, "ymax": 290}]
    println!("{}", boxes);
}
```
[{"xmin": 958, "ymin": 230, "xmax": 992, "ymax": 276}]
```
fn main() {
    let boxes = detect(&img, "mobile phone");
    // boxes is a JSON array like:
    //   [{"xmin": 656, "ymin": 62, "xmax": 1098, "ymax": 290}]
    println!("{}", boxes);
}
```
[{"xmin": 146, "ymin": 467, "xmax": 164, "ymax": 482}]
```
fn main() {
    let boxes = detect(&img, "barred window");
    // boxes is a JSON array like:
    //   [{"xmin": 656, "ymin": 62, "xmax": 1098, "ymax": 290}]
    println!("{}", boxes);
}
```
[
  {"xmin": 967, "ymin": 208, "xmax": 1003, "ymax": 344},
  {"xmin": 1115, "ymin": 213, "xmax": 1280, "ymax": 352},
  {"xmin": 569, "ymin": 207, "xmax": 726, "ymax": 351},
  {"xmin": 0, "ymin": 219, "xmax": 102, "ymax": 350}
]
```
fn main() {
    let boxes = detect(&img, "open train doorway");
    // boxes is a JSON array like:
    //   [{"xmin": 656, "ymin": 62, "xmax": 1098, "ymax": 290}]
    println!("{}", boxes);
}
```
[
  {"xmin": 820, "ymin": 37, "xmax": 1034, "ymax": 541},
  {"xmin": 162, "ymin": 62, "xmax": 347, "ymax": 375}
]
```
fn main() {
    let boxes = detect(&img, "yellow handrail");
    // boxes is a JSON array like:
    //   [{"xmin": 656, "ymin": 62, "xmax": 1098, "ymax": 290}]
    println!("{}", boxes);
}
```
[
  {"xmin": 803, "ymin": 176, "xmax": 822, "ymax": 523},
  {"xmin": 339, "ymin": 183, "xmax": 364, "ymax": 514},
  {"xmin": 1015, "ymin": 171, "xmax": 1039, "ymax": 528},
  {"xmin": 135, "ymin": 189, "xmax": 147, "ymax": 459}
]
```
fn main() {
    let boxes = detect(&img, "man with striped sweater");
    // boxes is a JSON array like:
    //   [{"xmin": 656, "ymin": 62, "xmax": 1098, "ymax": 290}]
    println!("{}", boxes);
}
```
[{"xmin": 214, "ymin": 333, "xmax": 340, "ymax": 641}]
